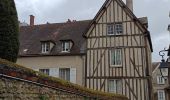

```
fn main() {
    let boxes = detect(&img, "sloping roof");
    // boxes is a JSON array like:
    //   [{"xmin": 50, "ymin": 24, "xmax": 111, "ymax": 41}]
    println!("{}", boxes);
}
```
[
  {"xmin": 19, "ymin": 0, "xmax": 153, "ymax": 57},
  {"xmin": 83, "ymin": 0, "xmax": 153, "ymax": 52},
  {"xmin": 19, "ymin": 20, "xmax": 91, "ymax": 57}
]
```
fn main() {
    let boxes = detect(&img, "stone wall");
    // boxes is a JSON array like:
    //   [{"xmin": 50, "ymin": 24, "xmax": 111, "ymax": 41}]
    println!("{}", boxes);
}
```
[
  {"xmin": 0, "ymin": 77, "xmax": 84, "ymax": 100},
  {"xmin": 0, "ymin": 59, "xmax": 128, "ymax": 100}
]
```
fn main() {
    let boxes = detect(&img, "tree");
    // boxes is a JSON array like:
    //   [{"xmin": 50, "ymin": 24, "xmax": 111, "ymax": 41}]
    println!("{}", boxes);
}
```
[{"xmin": 0, "ymin": 0, "xmax": 19, "ymax": 62}]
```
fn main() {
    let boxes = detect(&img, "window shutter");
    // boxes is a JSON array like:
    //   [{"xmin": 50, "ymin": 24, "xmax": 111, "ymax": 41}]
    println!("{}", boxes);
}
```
[
  {"xmin": 70, "ymin": 68, "xmax": 76, "ymax": 83},
  {"xmin": 33, "ymin": 68, "xmax": 39, "ymax": 71},
  {"xmin": 49, "ymin": 68, "xmax": 59, "ymax": 78}
]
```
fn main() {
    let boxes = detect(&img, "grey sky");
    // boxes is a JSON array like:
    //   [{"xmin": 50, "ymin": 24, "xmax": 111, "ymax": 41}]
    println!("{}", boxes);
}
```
[{"xmin": 14, "ymin": 0, "xmax": 170, "ymax": 62}]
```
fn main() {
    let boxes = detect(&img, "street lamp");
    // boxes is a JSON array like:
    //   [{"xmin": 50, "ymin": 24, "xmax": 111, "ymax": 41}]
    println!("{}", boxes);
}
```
[
  {"xmin": 159, "ymin": 12, "xmax": 170, "ymax": 77},
  {"xmin": 159, "ymin": 49, "xmax": 170, "ymax": 78}
]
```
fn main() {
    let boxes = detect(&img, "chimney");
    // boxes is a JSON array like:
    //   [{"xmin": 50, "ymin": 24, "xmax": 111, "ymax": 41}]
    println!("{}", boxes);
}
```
[
  {"xmin": 30, "ymin": 15, "xmax": 35, "ymax": 26},
  {"xmin": 126, "ymin": 0, "xmax": 133, "ymax": 12}
]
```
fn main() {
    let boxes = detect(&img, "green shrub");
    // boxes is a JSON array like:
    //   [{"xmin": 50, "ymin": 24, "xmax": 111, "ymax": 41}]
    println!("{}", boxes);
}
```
[{"xmin": 0, "ymin": 0, "xmax": 19, "ymax": 62}]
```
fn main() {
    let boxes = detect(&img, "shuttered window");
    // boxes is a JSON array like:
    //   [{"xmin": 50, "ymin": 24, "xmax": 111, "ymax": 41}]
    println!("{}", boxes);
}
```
[
  {"xmin": 39, "ymin": 68, "xmax": 76, "ymax": 83},
  {"xmin": 108, "ymin": 80, "xmax": 122, "ymax": 94},
  {"xmin": 59, "ymin": 68, "xmax": 70, "ymax": 81}
]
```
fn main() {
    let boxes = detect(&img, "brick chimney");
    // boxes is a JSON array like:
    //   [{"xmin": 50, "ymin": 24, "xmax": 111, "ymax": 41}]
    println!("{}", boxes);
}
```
[
  {"xmin": 30, "ymin": 15, "xmax": 35, "ymax": 26},
  {"xmin": 126, "ymin": 0, "xmax": 133, "ymax": 12}
]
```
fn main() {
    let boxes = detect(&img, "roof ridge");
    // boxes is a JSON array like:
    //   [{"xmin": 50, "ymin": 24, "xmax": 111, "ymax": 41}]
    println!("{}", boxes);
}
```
[{"xmin": 20, "ymin": 19, "xmax": 92, "ymax": 28}]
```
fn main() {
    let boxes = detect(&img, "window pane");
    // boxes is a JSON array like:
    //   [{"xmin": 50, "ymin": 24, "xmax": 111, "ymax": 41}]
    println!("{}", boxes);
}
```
[
  {"xmin": 62, "ymin": 41, "xmax": 70, "ymax": 52},
  {"xmin": 158, "ymin": 90, "xmax": 165, "ymax": 100},
  {"xmin": 42, "ymin": 42, "xmax": 50, "ymax": 53},
  {"xmin": 59, "ymin": 68, "xmax": 70, "ymax": 81},
  {"xmin": 109, "ymin": 80, "xmax": 122, "ymax": 94},
  {"xmin": 111, "ymin": 49, "xmax": 122, "ymax": 66},
  {"xmin": 107, "ymin": 24, "xmax": 114, "ymax": 35},
  {"xmin": 115, "ymin": 23, "xmax": 123, "ymax": 35}
]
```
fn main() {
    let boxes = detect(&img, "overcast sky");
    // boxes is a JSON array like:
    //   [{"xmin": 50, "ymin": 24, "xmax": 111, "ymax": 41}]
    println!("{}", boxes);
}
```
[{"xmin": 14, "ymin": 0, "xmax": 170, "ymax": 62}]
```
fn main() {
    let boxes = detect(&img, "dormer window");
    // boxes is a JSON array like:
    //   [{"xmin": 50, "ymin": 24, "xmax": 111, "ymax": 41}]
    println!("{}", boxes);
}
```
[
  {"xmin": 62, "ymin": 41, "xmax": 71, "ymax": 52},
  {"xmin": 41, "ymin": 42, "xmax": 50, "ymax": 53}
]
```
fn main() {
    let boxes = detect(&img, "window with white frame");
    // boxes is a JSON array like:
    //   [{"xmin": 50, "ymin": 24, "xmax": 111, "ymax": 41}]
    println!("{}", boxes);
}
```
[
  {"xmin": 110, "ymin": 49, "xmax": 122, "ymax": 66},
  {"xmin": 59, "ymin": 68, "xmax": 70, "ymax": 81},
  {"xmin": 41, "ymin": 42, "xmax": 50, "ymax": 53},
  {"xmin": 108, "ymin": 80, "xmax": 122, "ymax": 94},
  {"xmin": 107, "ymin": 23, "xmax": 123, "ymax": 35},
  {"xmin": 157, "ymin": 76, "xmax": 165, "ymax": 84},
  {"xmin": 158, "ymin": 90, "xmax": 165, "ymax": 100},
  {"xmin": 39, "ymin": 69, "xmax": 49, "ymax": 75},
  {"xmin": 62, "ymin": 41, "xmax": 71, "ymax": 52}
]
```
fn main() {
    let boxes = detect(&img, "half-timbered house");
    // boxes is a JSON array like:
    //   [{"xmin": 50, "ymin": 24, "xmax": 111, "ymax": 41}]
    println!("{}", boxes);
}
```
[
  {"xmin": 17, "ymin": 0, "xmax": 153, "ymax": 100},
  {"xmin": 84, "ymin": 0, "xmax": 153, "ymax": 100}
]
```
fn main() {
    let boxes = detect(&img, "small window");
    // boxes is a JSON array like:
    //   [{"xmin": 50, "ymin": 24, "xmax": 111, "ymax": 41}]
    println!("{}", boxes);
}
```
[
  {"xmin": 39, "ymin": 69, "xmax": 49, "ymax": 75},
  {"xmin": 107, "ymin": 24, "xmax": 114, "ymax": 35},
  {"xmin": 157, "ymin": 76, "xmax": 165, "ymax": 84},
  {"xmin": 42, "ymin": 42, "xmax": 50, "ymax": 53},
  {"xmin": 107, "ymin": 23, "xmax": 123, "ymax": 35},
  {"xmin": 108, "ymin": 80, "xmax": 122, "ymax": 94},
  {"xmin": 110, "ymin": 49, "xmax": 122, "ymax": 66},
  {"xmin": 115, "ymin": 23, "xmax": 123, "ymax": 34},
  {"xmin": 62, "ymin": 41, "xmax": 71, "ymax": 52},
  {"xmin": 59, "ymin": 68, "xmax": 70, "ymax": 81},
  {"xmin": 158, "ymin": 90, "xmax": 165, "ymax": 100}
]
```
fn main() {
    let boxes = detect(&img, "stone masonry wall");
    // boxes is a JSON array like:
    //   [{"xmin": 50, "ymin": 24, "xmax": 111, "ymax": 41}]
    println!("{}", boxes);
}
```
[{"xmin": 0, "ymin": 77, "xmax": 84, "ymax": 100}]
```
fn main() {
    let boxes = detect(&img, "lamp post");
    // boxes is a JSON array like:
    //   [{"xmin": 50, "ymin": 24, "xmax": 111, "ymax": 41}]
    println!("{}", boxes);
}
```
[{"xmin": 158, "ymin": 12, "xmax": 170, "ymax": 77}]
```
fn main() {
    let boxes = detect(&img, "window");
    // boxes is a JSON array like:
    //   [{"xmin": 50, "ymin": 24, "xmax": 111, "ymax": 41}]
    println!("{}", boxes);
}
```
[
  {"xmin": 108, "ymin": 80, "xmax": 122, "ymax": 94},
  {"xmin": 158, "ymin": 90, "xmax": 165, "ymax": 100},
  {"xmin": 59, "ymin": 68, "xmax": 70, "ymax": 81},
  {"xmin": 39, "ymin": 69, "xmax": 49, "ymax": 75},
  {"xmin": 107, "ymin": 23, "xmax": 123, "ymax": 35},
  {"xmin": 107, "ymin": 24, "xmax": 114, "ymax": 35},
  {"xmin": 42, "ymin": 42, "xmax": 50, "ymax": 53},
  {"xmin": 110, "ymin": 49, "xmax": 122, "ymax": 66},
  {"xmin": 62, "ymin": 41, "xmax": 71, "ymax": 52},
  {"xmin": 115, "ymin": 23, "xmax": 123, "ymax": 34},
  {"xmin": 157, "ymin": 76, "xmax": 165, "ymax": 84}
]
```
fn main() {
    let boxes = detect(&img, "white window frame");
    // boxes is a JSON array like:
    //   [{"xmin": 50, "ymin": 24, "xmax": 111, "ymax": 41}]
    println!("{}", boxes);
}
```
[
  {"xmin": 110, "ymin": 49, "xmax": 122, "ymax": 67},
  {"xmin": 157, "ymin": 76, "xmax": 165, "ymax": 85},
  {"xmin": 59, "ymin": 68, "xmax": 70, "ymax": 81},
  {"xmin": 107, "ymin": 23, "xmax": 123, "ymax": 35},
  {"xmin": 108, "ymin": 79, "xmax": 122, "ymax": 94},
  {"xmin": 42, "ymin": 42, "xmax": 50, "ymax": 53},
  {"xmin": 158, "ymin": 90, "xmax": 165, "ymax": 100},
  {"xmin": 62, "ymin": 41, "xmax": 71, "ymax": 52}
]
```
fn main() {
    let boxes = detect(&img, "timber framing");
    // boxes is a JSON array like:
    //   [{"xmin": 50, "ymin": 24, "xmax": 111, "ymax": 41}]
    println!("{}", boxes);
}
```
[{"xmin": 84, "ymin": 0, "xmax": 153, "ymax": 100}]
